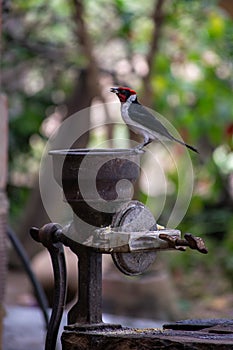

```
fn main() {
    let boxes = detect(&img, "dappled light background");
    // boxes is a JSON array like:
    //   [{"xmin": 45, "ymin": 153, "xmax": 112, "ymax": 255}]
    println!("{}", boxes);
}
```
[{"xmin": 2, "ymin": 0, "xmax": 233, "ymax": 321}]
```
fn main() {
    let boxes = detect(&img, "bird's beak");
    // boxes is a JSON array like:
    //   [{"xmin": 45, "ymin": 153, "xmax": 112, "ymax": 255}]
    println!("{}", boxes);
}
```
[{"xmin": 110, "ymin": 87, "xmax": 119, "ymax": 94}]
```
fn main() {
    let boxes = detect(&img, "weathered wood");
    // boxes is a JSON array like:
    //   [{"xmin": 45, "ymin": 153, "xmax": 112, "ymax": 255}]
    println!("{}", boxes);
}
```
[
  {"xmin": 0, "ymin": 95, "xmax": 8, "ymax": 189},
  {"xmin": 61, "ymin": 325, "xmax": 233, "ymax": 349},
  {"xmin": 0, "ymin": 94, "xmax": 8, "ymax": 348}
]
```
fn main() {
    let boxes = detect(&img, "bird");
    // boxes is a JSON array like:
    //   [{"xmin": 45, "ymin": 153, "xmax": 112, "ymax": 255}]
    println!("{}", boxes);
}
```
[{"xmin": 110, "ymin": 86, "xmax": 198, "ymax": 153}]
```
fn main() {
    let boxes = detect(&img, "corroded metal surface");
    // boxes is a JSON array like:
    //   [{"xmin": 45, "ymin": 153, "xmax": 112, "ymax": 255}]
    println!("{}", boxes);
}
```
[
  {"xmin": 33, "ymin": 147, "xmax": 210, "ymax": 350},
  {"xmin": 67, "ymin": 245, "xmax": 103, "ymax": 326},
  {"xmin": 111, "ymin": 201, "xmax": 158, "ymax": 275},
  {"xmin": 50, "ymin": 148, "xmax": 143, "ymax": 228},
  {"xmin": 163, "ymin": 318, "xmax": 233, "ymax": 331},
  {"xmin": 60, "ymin": 221, "xmax": 207, "ymax": 255},
  {"xmin": 61, "ymin": 324, "xmax": 233, "ymax": 350},
  {"xmin": 159, "ymin": 232, "xmax": 208, "ymax": 254},
  {"xmin": 64, "ymin": 219, "xmax": 181, "ymax": 252}
]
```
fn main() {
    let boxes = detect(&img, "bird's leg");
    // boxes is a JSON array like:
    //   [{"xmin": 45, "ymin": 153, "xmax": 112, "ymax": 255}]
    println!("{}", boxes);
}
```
[
  {"xmin": 133, "ymin": 143, "xmax": 144, "ymax": 151},
  {"xmin": 133, "ymin": 137, "xmax": 151, "ymax": 152},
  {"xmin": 142, "ymin": 138, "xmax": 152, "ymax": 147}
]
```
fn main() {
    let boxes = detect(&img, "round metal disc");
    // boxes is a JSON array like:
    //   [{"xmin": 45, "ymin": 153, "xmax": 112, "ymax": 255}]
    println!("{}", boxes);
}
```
[{"xmin": 111, "ymin": 201, "xmax": 157, "ymax": 276}]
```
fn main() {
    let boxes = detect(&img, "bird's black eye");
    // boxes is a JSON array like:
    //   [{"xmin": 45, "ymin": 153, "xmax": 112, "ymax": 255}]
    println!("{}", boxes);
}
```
[{"xmin": 121, "ymin": 89, "xmax": 130, "ymax": 97}]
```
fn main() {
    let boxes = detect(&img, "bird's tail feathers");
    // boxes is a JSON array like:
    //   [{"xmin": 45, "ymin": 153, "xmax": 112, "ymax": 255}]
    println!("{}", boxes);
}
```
[
  {"xmin": 185, "ymin": 142, "xmax": 199, "ymax": 154},
  {"xmin": 174, "ymin": 138, "xmax": 199, "ymax": 154}
]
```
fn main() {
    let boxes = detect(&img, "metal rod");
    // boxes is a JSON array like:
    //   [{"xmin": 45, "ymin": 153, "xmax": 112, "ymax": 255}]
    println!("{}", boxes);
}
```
[
  {"xmin": 30, "ymin": 224, "xmax": 67, "ymax": 350},
  {"xmin": 52, "ymin": 229, "xmax": 104, "ymax": 326},
  {"xmin": 7, "ymin": 226, "xmax": 49, "ymax": 328},
  {"xmin": 68, "ymin": 245, "xmax": 102, "ymax": 325},
  {"xmin": 45, "ymin": 240, "xmax": 66, "ymax": 349}
]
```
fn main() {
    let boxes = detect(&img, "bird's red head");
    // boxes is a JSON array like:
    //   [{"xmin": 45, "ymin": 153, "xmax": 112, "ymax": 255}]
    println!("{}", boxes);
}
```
[{"xmin": 110, "ymin": 86, "xmax": 137, "ymax": 103}]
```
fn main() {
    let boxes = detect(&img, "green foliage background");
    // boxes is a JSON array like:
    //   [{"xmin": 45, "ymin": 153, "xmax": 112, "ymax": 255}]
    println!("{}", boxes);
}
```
[{"xmin": 2, "ymin": 0, "xmax": 233, "ymax": 312}]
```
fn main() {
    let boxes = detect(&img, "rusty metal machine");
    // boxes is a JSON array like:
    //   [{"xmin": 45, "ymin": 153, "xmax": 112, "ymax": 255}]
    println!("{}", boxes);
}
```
[{"xmin": 30, "ymin": 148, "xmax": 208, "ymax": 350}]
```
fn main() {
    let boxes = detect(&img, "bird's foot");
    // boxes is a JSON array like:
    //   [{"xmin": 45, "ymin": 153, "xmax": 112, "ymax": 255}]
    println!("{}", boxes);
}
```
[{"xmin": 133, "ymin": 144, "xmax": 145, "ymax": 153}]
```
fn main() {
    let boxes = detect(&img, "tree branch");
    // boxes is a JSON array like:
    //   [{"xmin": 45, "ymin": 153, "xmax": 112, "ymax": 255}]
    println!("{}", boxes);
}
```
[
  {"xmin": 72, "ymin": 0, "xmax": 101, "ymax": 98},
  {"xmin": 142, "ymin": 0, "xmax": 166, "ymax": 106}
]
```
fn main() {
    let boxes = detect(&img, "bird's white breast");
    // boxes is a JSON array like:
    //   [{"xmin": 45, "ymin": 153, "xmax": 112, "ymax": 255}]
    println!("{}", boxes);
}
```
[{"xmin": 121, "ymin": 95, "xmax": 157, "ymax": 141}]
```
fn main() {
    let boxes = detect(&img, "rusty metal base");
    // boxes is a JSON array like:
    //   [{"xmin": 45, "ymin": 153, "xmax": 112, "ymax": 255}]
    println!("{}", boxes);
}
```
[
  {"xmin": 61, "ymin": 320, "xmax": 233, "ymax": 350},
  {"xmin": 64, "ymin": 323, "xmax": 123, "ymax": 332}
]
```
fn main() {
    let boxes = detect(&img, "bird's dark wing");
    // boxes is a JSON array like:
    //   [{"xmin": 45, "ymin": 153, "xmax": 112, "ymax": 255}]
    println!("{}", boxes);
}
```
[
  {"xmin": 128, "ymin": 103, "xmax": 174, "ymax": 140},
  {"xmin": 129, "ymin": 102, "xmax": 199, "ymax": 153}
]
